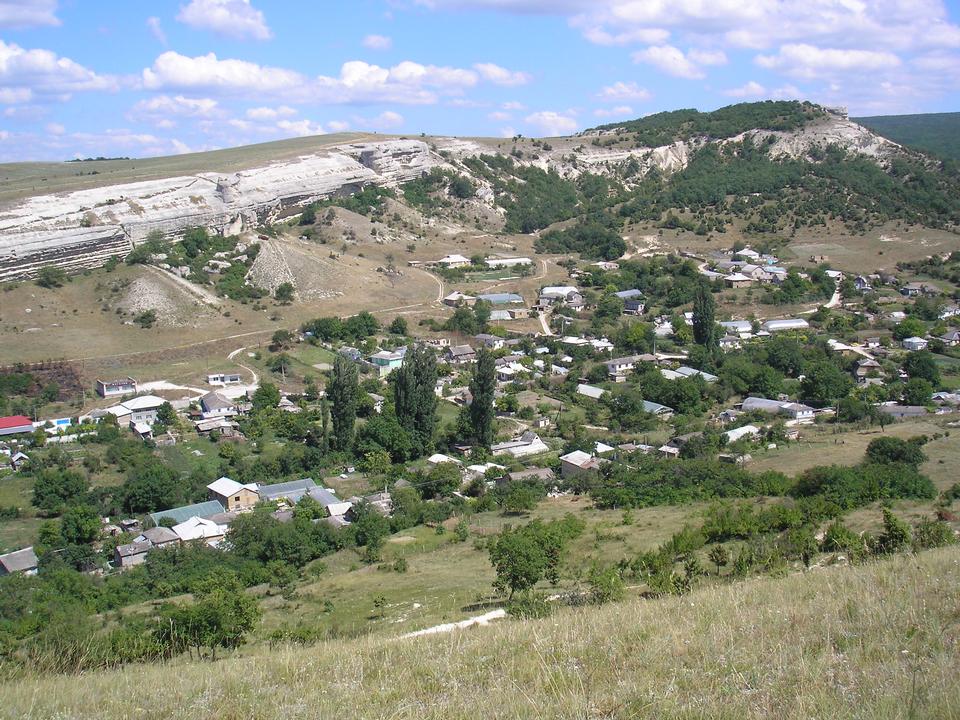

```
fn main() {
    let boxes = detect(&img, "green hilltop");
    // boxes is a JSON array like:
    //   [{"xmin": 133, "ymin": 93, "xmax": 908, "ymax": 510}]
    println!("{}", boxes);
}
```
[{"xmin": 854, "ymin": 111, "xmax": 960, "ymax": 161}]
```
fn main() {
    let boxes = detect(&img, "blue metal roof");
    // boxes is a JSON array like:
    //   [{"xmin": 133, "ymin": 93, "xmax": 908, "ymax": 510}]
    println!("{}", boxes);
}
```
[{"xmin": 258, "ymin": 478, "xmax": 317, "ymax": 502}]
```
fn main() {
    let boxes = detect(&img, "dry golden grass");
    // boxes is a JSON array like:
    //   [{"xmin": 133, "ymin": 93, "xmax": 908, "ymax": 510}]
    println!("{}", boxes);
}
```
[{"xmin": 4, "ymin": 546, "xmax": 958, "ymax": 719}]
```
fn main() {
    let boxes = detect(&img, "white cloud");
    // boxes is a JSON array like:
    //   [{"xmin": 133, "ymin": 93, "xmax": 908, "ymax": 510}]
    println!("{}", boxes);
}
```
[
  {"xmin": 723, "ymin": 80, "xmax": 766, "ymax": 98},
  {"xmin": 176, "ymin": 0, "xmax": 272, "ymax": 41},
  {"xmin": 362, "ymin": 34, "xmax": 393, "ymax": 50},
  {"xmin": 327, "ymin": 119, "xmax": 350, "ymax": 132},
  {"xmin": 171, "ymin": 138, "xmax": 193, "ymax": 154},
  {"xmin": 499, "ymin": 126, "xmax": 517, "ymax": 138},
  {"xmin": 45, "ymin": 121, "xmax": 64, "ymax": 135},
  {"xmin": 147, "ymin": 16, "xmax": 167, "ymax": 45},
  {"xmin": 756, "ymin": 44, "xmax": 901, "ymax": 80},
  {"xmin": 0, "ymin": 40, "xmax": 118, "ymax": 103},
  {"xmin": 0, "ymin": 87, "xmax": 32, "ymax": 104},
  {"xmin": 578, "ymin": 25, "xmax": 669, "ymax": 47},
  {"xmin": 245, "ymin": 105, "xmax": 296, "ymax": 120},
  {"xmin": 357, "ymin": 110, "xmax": 404, "ymax": 130},
  {"xmin": 593, "ymin": 105, "xmax": 633, "ymax": 118},
  {"xmin": 632, "ymin": 45, "xmax": 715, "ymax": 79},
  {"xmin": 141, "ymin": 52, "xmax": 490, "ymax": 105},
  {"xmin": 0, "ymin": 0, "xmax": 59, "ymax": 29},
  {"xmin": 129, "ymin": 95, "xmax": 221, "ymax": 124},
  {"xmin": 502, "ymin": 101, "xmax": 525, "ymax": 110},
  {"xmin": 488, "ymin": 110, "xmax": 511, "ymax": 121},
  {"xmin": 276, "ymin": 118, "xmax": 325, "ymax": 136},
  {"xmin": 596, "ymin": 80, "xmax": 650, "ymax": 102},
  {"xmin": 524, "ymin": 110, "xmax": 577, "ymax": 136},
  {"xmin": 473, "ymin": 62, "xmax": 532, "ymax": 86}
]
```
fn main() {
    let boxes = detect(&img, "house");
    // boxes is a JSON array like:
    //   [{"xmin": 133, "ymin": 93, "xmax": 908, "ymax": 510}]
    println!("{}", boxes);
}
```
[
  {"xmin": 149, "ymin": 500, "xmax": 226, "ymax": 527},
  {"xmin": 724, "ymin": 273, "xmax": 753, "ymax": 289},
  {"xmin": 114, "ymin": 540, "xmax": 152, "ymax": 569},
  {"xmin": 761, "ymin": 318, "xmax": 810, "ymax": 333},
  {"xmin": 576, "ymin": 383, "xmax": 606, "ymax": 400},
  {"xmin": 486, "ymin": 256, "xmax": 532, "ymax": 269},
  {"xmin": 854, "ymin": 358, "xmax": 884, "ymax": 385},
  {"xmin": 436, "ymin": 254, "xmax": 471, "ymax": 268},
  {"xmin": 475, "ymin": 333, "xmax": 506, "ymax": 350},
  {"xmin": 723, "ymin": 424, "xmax": 761, "ymax": 444},
  {"xmin": 719, "ymin": 320, "xmax": 753, "ymax": 336},
  {"xmin": 940, "ymin": 305, "xmax": 960, "ymax": 320},
  {"xmin": 427, "ymin": 452, "xmax": 462, "ymax": 465},
  {"xmin": 719, "ymin": 335, "xmax": 742, "ymax": 351},
  {"xmin": 130, "ymin": 422, "xmax": 153, "ymax": 440},
  {"xmin": 107, "ymin": 395, "xmax": 167, "ymax": 426},
  {"xmin": 643, "ymin": 400, "xmax": 674, "ymax": 418},
  {"xmin": 854, "ymin": 276, "xmax": 873, "ymax": 292},
  {"xmin": 136, "ymin": 526, "xmax": 180, "ymax": 548},
  {"xmin": 538, "ymin": 286, "xmax": 584, "ymax": 310},
  {"xmin": 491, "ymin": 431, "xmax": 550, "ymax": 459},
  {"xmin": 442, "ymin": 291, "xmax": 476, "ymax": 307},
  {"xmin": 878, "ymin": 404, "xmax": 929, "ymax": 419},
  {"xmin": 339, "ymin": 346, "xmax": 363, "ymax": 362},
  {"xmin": 9, "ymin": 451, "xmax": 29, "ymax": 471},
  {"xmin": 736, "ymin": 248, "xmax": 761, "ymax": 260},
  {"xmin": 559, "ymin": 450, "xmax": 602, "ymax": 479},
  {"xmin": 0, "ymin": 547, "xmax": 38, "ymax": 576},
  {"xmin": 0, "ymin": 415, "xmax": 34, "ymax": 437},
  {"xmin": 901, "ymin": 282, "xmax": 940, "ymax": 297},
  {"xmin": 446, "ymin": 345, "xmax": 477, "ymax": 365},
  {"xmin": 257, "ymin": 478, "xmax": 319, "ymax": 504},
  {"xmin": 96, "ymin": 377, "xmax": 137, "ymax": 398},
  {"xmin": 348, "ymin": 491, "xmax": 392, "ymax": 517},
  {"xmin": 200, "ymin": 391, "xmax": 237, "ymax": 419},
  {"xmin": 208, "ymin": 372, "xmax": 243, "ymax": 386},
  {"xmin": 614, "ymin": 289, "xmax": 645, "ymax": 314},
  {"xmin": 504, "ymin": 467, "xmax": 555, "ymax": 484},
  {"xmin": 902, "ymin": 336, "xmax": 929, "ymax": 352},
  {"xmin": 370, "ymin": 349, "xmax": 405, "ymax": 376},
  {"xmin": 941, "ymin": 330, "xmax": 960, "ymax": 347},
  {"xmin": 207, "ymin": 476, "xmax": 260, "ymax": 510},
  {"xmin": 661, "ymin": 366, "xmax": 719, "ymax": 383},
  {"xmin": 172, "ymin": 516, "xmax": 227, "ymax": 546},
  {"xmin": 741, "ymin": 396, "xmax": 815, "ymax": 423}
]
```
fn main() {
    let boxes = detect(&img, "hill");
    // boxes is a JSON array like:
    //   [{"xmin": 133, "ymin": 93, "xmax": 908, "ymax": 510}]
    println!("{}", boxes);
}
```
[
  {"xmin": 2, "ymin": 546, "xmax": 957, "ymax": 719},
  {"xmin": 855, "ymin": 112, "xmax": 960, "ymax": 161}
]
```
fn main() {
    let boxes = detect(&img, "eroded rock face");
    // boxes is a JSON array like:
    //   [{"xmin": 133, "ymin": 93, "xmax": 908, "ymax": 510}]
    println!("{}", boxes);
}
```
[{"xmin": 0, "ymin": 139, "xmax": 443, "ymax": 280}]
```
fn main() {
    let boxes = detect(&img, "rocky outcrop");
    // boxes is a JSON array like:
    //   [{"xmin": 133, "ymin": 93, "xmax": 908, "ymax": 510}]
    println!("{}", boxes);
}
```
[{"xmin": 0, "ymin": 139, "xmax": 443, "ymax": 280}]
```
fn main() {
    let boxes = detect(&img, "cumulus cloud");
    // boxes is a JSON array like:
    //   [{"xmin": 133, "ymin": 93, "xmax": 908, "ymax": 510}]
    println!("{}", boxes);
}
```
[
  {"xmin": 176, "ymin": 0, "xmax": 272, "ymax": 41},
  {"xmin": 141, "ymin": 52, "xmax": 513, "ymax": 105},
  {"xmin": 488, "ymin": 110, "xmax": 511, "ymax": 121},
  {"xmin": 327, "ymin": 119, "xmax": 350, "ymax": 132},
  {"xmin": 0, "ymin": 0, "xmax": 59, "ymax": 29},
  {"xmin": 502, "ymin": 101, "xmax": 525, "ymax": 110},
  {"xmin": 0, "ymin": 40, "xmax": 118, "ymax": 103},
  {"xmin": 593, "ymin": 105, "xmax": 633, "ymax": 118},
  {"xmin": 524, "ymin": 110, "xmax": 577, "ymax": 136},
  {"xmin": 756, "ymin": 44, "xmax": 901, "ymax": 80},
  {"xmin": 129, "ymin": 95, "xmax": 221, "ymax": 126},
  {"xmin": 596, "ymin": 80, "xmax": 650, "ymax": 102},
  {"xmin": 362, "ymin": 34, "xmax": 393, "ymax": 50},
  {"xmin": 276, "ymin": 118, "xmax": 325, "ymax": 136},
  {"xmin": 632, "ymin": 44, "xmax": 724, "ymax": 79},
  {"xmin": 245, "ymin": 105, "xmax": 296, "ymax": 120},
  {"xmin": 473, "ymin": 62, "xmax": 531, "ymax": 86},
  {"xmin": 357, "ymin": 110, "xmax": 404, "ymax": 130},
  {"xmin": 723, "ymin": 80, "xmax": 766, "ymax": 98}
]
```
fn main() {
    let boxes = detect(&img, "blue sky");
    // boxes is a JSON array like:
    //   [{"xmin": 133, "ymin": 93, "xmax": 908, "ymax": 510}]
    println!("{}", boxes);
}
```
[{"xmin": 2, "ymin": 0, "xmax": 960, "ymax": 161}]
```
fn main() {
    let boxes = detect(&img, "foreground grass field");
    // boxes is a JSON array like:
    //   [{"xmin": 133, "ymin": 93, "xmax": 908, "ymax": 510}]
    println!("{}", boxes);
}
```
[{"xmin": 4, "ymin": 546, "xmax": 957, "ymax": 719}]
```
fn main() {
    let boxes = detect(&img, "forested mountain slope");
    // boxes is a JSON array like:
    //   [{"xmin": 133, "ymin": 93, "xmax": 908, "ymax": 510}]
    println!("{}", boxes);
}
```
[{"xmin": 855, "ymin": 111, "xmax": 960, "ymax": 161}]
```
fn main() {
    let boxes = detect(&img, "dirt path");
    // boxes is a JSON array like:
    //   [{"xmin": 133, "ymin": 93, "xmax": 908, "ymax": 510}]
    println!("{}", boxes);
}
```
[
  {"xmin": 227, "ymin": 346, "xmax": 260, "ymax": 391},
  {"xmin": 538, "ymin": 310, "xmax": 553, "ymax": 336},
  {"xmin": 147, "ymin": 265, "xmax": 222, "ymax": 308},
  {"xmin": 399, "ymin": 609, "xmax": 506, "ymax": 639}
]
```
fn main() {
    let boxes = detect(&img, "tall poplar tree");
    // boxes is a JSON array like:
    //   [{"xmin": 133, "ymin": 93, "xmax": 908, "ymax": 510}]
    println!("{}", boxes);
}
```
[
  {"xmin": 393, "ymin": 344, "xmax": 438, "ymax": 455},
  {"xmin": 328, "ymin": 355, "xmax": 358, "ymax": 452},
  {"xmin": 468, "ymin": 346, "xmax": 496, "ymax": 448},
  {"xmin": 692, "ymin": 282, "xmax": 718, "ymax": 348}
]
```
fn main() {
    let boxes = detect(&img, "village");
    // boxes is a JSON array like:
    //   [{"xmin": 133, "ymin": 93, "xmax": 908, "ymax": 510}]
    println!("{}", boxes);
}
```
[{"xmin": 2, "ymin": 241, "xmax": 959, "ymax": 578}]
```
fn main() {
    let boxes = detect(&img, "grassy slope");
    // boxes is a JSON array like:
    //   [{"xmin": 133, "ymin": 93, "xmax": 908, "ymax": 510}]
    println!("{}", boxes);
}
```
[
  {"xmin": 0, "ymin": 132, "xmax": 372, "ymax": 205},
  {"xmin": 3, "ymin": 546, "xmax": 958, "ymax": 719},
  {"xmin": 854, "ymin": 112, "xmax": 960, "ymax": 161}
]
